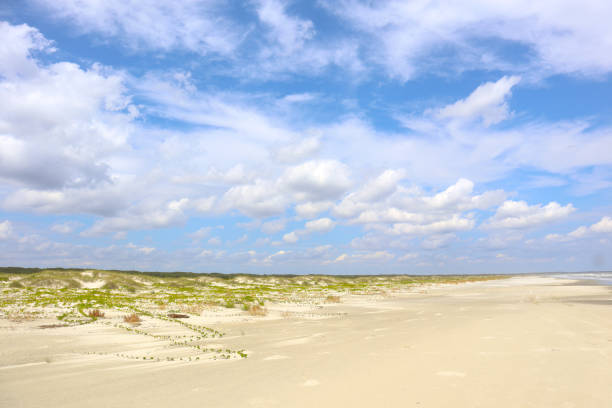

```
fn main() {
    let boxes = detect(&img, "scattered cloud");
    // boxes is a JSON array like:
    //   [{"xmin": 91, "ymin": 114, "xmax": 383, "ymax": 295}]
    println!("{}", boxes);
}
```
[
  {"xmin": 485, "ymin": 200, "xmax": 575, "ymax": 229},
  {"xmin": 0, "ymin": 220, "xmax": 12, "ymax": 239},
  {"xmin": 546, "ymin": 216, "xmax": 612, "ymax": 241},
  {"xmin": 51, "ymin": 221, "xmax": 82, "ymax": 234},
  {"xmin": 30, "ymin": 0, "xmax": 244, "ymax": 55},
  {"xmin": 437, "ymin": 76, "xmax": 521, "ymax": 126}
]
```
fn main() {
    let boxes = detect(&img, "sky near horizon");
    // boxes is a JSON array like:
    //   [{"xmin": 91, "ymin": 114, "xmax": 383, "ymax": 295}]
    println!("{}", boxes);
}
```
[{"xmin": 1, "ymin": 1, "xmax": 612, "ymax": 274}]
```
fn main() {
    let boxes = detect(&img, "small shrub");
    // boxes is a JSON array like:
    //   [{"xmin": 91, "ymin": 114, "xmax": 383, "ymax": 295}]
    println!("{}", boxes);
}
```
[
  {"xmin": 124, "ymin": 313, "xmax": 141, "ymax": 323},
  {"xmin": 65, "ymin": 279, "xmax": 82, "ymax": 289},
  {"xmin": 102, "ymin": 281, "xmax": 119, "ymax": 290},
  {"xmin": 167, "ymin": 313, "xmax": 189, "ymax": 318},
  {"xmin": 224, "ymin": 301, "xmax": 235, "ymax": 309},
  {"xmin": 325, "ymin": 295, "xmax": 341, "ymax": 303},
  {"xmin": 9, "ymin": 280, "xmax": 24, "ymax": 288},
  {"xmin": 248, "ymin": 304, "xmax": 267, "ymax": 316},
  {"xmin": 88, "ymin": 309, "xmax": 105, "ymax": 318}
]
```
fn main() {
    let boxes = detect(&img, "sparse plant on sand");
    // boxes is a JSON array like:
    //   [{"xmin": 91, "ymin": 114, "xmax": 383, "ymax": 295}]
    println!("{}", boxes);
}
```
[
  {"xmin": 124, "ymin": 313, "xmax": 141, "ymax": 323},
  {"xmin": 325, "ymin": 295, "xmax": 341, "ymax": 303},
  {"xmin": 247, "ymin": 304, "xmax": 267, "ymax": 316},
  {"xmin": 88, "ymin": 309, "xmax": 105, "ymax": 318}
]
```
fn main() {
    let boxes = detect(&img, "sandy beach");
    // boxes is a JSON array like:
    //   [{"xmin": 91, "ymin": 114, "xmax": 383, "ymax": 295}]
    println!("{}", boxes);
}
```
[{"xmin": 1, "ymin": 275, "xmax": 611, "ymax": 408}]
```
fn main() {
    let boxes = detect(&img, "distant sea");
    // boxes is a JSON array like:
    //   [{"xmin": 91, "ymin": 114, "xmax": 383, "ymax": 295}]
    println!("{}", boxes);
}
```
[{"xmin": 551, "ymin": 272, "xmax": 612, "ymax": 286}]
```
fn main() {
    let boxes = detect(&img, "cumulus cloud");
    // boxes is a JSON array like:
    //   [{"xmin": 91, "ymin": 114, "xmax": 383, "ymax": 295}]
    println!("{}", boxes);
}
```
[
  {"xmin": 486, "ymin": 200, "xmax": 575, "ymax": 229},
  {"xmin": 437, "ymin": 76, "xmax": 520, "ymax": 126},
  {"xmin": 282, "ymin": 217, "xmax": 336, "ymax": 243},
  {"xmin": 281, "ymin": 160, "xmax": 352, "ymax": 202},
  {"xmin": 82, "ymin": 198, "xmax": 190, "ymax": 236},
  {"xmin": 51, "ymin": 221, "xmax": 81, "ymax": 234},
  {"xmin": 0, "ymin": 220, "xmax": 12, "ymax": 239},
  {"xmin": 188, "ymin": 227, "xmax": 211, "ymax": 241},
  {"xmin": 126, "ymin": 242, "xmax": 155, "ymax": 255},
  {"xmin": 304, "ymin": 217, "xmax": 336, "ymax": 233},
  {"xmin": 177, "ymin": 164, "xmax": 255, "ymax": 185},
  {"xmin": 351, "ymin": 169, "xmax": 405, "ymax": 203},
  {"xmin": 294, "ymin": 201, "xmax": 333, "ymax": 219},
  {"xmin": 274, "ymin": 136, "xmax": 321, "ymax": 164},
  {"xmin": 3, "ymin": 187, "xmax": 128, "ymax": 216},
  {"xmin": 421, "ymin": 233, "xmax": 456, "ymax": 250},
  {"xmin": 0, "ymin": 22, "xmax": 134, "ymax": 190},
  {"xmin": 547, "ymin": 216, "xmax": 612, "ymax": 241},
  {"xmin": 282, "ymin": 231, "xmax": 299, "ymax": 243},
  {"xmin": 261, "ymin": 218, "xmax": 287, "ymax": 234},
  {"xmin": 389, "ymin": 215, "xmax": 474, "ymax": 236},
  {"xmin": 221, "ymin": 180, "xmax": 287, "ymax": 218},
  {"xmin": 591, "ymin": 216, "xmax": 612, "ymax": 233},
  {"xmin": 0, "ymin": 21, "xmax": 54, "ymax": 79}
]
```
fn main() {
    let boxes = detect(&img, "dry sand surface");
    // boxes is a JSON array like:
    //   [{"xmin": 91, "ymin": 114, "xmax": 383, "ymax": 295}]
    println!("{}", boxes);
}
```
[{"xmin": 1, "ymin": 276, "xmax": 611, "ymax": 407}]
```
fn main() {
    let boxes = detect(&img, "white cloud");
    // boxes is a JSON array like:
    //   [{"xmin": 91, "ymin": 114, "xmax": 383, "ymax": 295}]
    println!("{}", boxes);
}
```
[
  {"xmin": 0, "ymin": 21, "xmax": 54, "ymax": 79},
  {"xmin": 421, "ymin": 233, "xmax": 456, "ymax": 250},
  {"xmin": 0, "ymin": 220, "xmax": 12, "ymax": 239},
  {"xmin": 181, "ymin": 164, "xmax": 255, "ymax": 185},
  {"xmin": 255, "ymin": 0, "xmax": 313, "ymax": 54},
  {"xmin": 590, "ymin": 216, "xmax": 612, "ymax": 233},
  {"xmin": 221, "ymin": 179, "xmax": 287, "ymax": 218},
  {"xmin": 486, "ymin": 200, "xmax": 575, "ymax": 229},
  {"xmin": 304, "ymin": 217, "xmax": 336, "ymax": 233},
  {"xmin": 390, "ymin": 215, "xmax": 474, "ymax": 235},
  {"xmin": 188, "ymin": 227, "xmax": 211, "ymax": 241},
  {"xmin": 261, "ymin": 218, "xmax": 287, "ymax": 234},
  {"xmin": 274, "ymin": 136, "xmax": 321, "ymax": 164},
  {"xmin": 0, "ymin": 22, "xmax": 134, "ymax": 190},
  {"xmin": 280, "ymin": 93, "xmax": 317, "ymax": 104},
  {"xmin": 547, "ymin": 216, "xmax": 612, "ymax": 241},
  {"xmin": 324, "ymin": 1, "xmax": 612, "ymax": 79},
  {"xmin": 250, "ymin": 0, "xmax": 363, "ymax": 77},
  {"xmin": 282, "ymin": 217, "xmax": 337, "ymax": 244},
  {"xmin": 126, "ymin": 242, "xmax": 156, "ymax": 255},
  {"xmin": 193, "ymin": 197, "xmax": 216, "ymax": 213},
  {"xmin": 398, "ymin": 253, "xmax": 418, "ymax": 261},
  {"xmin": 82, "ymin": 198, "xmax": 190, "ymax": 236},
  {"xmin": 138, "ymin": 247, "xmax": 155, "ymax": 255},
  {"xmin": 207, "ymin": 237, "xmax": 221, "ymax": 245},
  {"xmin": 294, "ymin": 201, "xmax": 333, "ymax": 219},
  {"xmin": 3, "ymin": 187, "xmax": 127, "ymax": 216},
  {"xmin": 51, "ymin": 221, "xmax": 81, "ymax": 234},
  {"xmin": 281, "ymin": 160, "xmax": 352, "ymax": 202},
  {"xmin": 31, "ymin": 0, "xmax": 243, "ymax": 55},
  {"xmin": 437, "ymin": 76, "xmax": 520, "ymax": 126},
  {"xmin": 333, "ymin": 251, "xmax": 395, "ymax": 262},
  {"xmin": 282, "ymin": 231, "xmax": 299, "ymax": 243},
  {"xmin": 352, "ymin": 169, "xmax": 405, "ymax": 203}
]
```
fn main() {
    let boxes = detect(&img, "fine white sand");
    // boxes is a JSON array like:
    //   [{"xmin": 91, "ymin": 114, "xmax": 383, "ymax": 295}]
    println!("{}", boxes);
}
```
[{"xmin": 1, "ymin": 276, "xmax": 611, "ymax": 407}]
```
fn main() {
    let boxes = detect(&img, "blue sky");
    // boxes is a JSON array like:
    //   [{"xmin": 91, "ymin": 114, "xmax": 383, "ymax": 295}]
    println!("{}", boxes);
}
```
[{"xmin": 1, "ymin": 0, "xmax": 611, "ymax": 274}]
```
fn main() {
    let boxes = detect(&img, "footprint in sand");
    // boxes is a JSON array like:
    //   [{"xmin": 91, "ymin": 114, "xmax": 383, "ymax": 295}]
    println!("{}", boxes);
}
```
[{"xmin": 302, "ymin": 379, "xmax": 320, "ymax": 387}]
